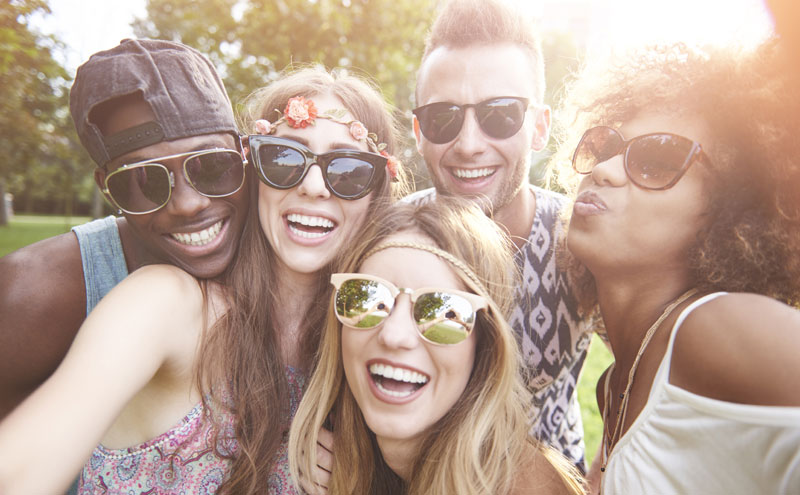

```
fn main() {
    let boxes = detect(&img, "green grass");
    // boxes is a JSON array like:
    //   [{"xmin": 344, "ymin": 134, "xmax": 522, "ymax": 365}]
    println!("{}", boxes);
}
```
[
  {"xmin": 0, "ymin": 214, "xmax": 91, "ymax": 257},
  {"xmin": 0, "ymin": 214, "xmax": 614, "ymax": 466},
  {"xmin": 578, "ymin": 334, "xmax": 614, "ymax": 466}
]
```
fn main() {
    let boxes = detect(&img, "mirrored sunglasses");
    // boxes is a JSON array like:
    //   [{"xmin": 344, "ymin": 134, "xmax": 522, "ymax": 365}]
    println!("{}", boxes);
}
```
[
  {"xmin": 331, "ymin": 273, "xmax": 487, "ymax": 346},
  {"xmin": 412, "ymin": 96, "xmax": 530, "ymax": 144},
  {"xmin": 102, "ymin": 148, "xmax": 246, "ymax": 215},
  {"xmin": 572, "ymin": 126, "xmax": 711, "ymax": 190},
  {"xmin": 248, "ymin": 135, "xmax": 388, "ymax": 200}
]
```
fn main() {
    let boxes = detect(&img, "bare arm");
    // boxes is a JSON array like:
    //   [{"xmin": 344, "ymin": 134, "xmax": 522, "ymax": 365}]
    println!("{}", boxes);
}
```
[
  {"xmin": 671, "ymin": 293, "xmax": 800, "ymax": 406},
  {"xmin": 0, "ymin": 265, "xmax": 204, "ymax": 494},
  {"xmin": 0, "ymin": 233, "xmax": 86, "ymax": 419}
]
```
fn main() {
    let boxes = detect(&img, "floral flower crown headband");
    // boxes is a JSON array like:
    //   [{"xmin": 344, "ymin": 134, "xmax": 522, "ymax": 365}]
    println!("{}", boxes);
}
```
[{"xmin": 254, "ymin": 96, "xmax": 400, "ymax": 179}]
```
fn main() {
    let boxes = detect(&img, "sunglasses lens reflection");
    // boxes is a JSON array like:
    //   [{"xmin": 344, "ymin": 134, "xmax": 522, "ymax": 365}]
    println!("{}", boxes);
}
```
[
  {"xmin": 476, "ymin": 97, "xmax": 527, "ymax": 140},
  {"xmin": 106, "ymin": 165, "xmax": 171, "ymax": 213},
  {"xmin": 414, "ymin": 292, "xmax": 471, "ymax": 345},
  {"xmin": 417, "ymin": 103, "xmax": 464, "ymax": 144},
  {"xmin": 185, "ymin": 150, "xmax": 244, "ymax": 196},
  {"xmin": 574, "ymin": 127, "xmax": 623, "ymax": 174},
  {"xmin": 326, "ymin": 156, "xmax": 377, "ymax": 198},
  {"xmin": 334, "ymin": 278, "xmax": 474, "ymax": 346},
  {"xmin": 335, "ymin": 279, "xmax": 393, "ymax": 328},
  {"xmin": 256, "ymin": 144, "xmax": 307, "ymax": 188},
  {"xmin": 626, "ymin": 134, "xmax": 694, "ymax": 189}
]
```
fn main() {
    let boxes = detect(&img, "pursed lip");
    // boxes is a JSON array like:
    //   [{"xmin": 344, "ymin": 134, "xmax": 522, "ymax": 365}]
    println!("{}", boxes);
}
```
[{"xmin": 573, "ymin": 190, "xmax": 608, "ymax": 216}]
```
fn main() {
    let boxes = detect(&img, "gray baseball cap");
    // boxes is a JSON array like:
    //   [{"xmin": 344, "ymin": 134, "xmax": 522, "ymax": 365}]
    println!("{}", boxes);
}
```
[{"xmin": 70, "ymin": 38, "xmax": 238, "ymax": 168}]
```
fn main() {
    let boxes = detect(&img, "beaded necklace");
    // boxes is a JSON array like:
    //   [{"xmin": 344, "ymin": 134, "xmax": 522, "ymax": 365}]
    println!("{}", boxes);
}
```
[{"xmin": 599, "ymin": 288, "xmax": 697, "ymax": 476}]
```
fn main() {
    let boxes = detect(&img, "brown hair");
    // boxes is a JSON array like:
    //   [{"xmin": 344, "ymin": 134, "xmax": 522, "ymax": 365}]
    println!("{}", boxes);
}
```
[
  {"xmin": 418, "ymin": 0, "xmax": 545, "ymax": 103},
  {"xmin": 553, "ymin": 39, "xmax": 800, "ymax": 308},
  {"xmin": 289, "ymin": 198, "xmax": 583, "ymax": 494},
  {"xmin": 197, "ymin": 66, "xmax": 409, "ymax": 493}
]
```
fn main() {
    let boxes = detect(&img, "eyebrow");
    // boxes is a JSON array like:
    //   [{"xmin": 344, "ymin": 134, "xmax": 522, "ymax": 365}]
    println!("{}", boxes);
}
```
[{"xmin": 279, "ymin": 134, "xmax": 363, "ymax": 153}]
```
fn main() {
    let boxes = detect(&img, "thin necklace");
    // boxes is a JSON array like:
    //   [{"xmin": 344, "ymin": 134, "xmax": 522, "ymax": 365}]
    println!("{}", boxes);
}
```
[{"xmin": 599, "ymin": 288, "xmax": 698, "ymax": 475}]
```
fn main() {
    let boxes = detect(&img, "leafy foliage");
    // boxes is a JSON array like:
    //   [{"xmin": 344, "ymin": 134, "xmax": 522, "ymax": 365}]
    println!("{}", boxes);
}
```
[{"xmin": 0, "ymin": 0, "xmax": 94, "ymax": 222}]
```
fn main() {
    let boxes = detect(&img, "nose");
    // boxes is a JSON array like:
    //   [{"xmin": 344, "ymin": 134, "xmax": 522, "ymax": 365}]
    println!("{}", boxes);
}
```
[
  {"xmin": 590, "ymin": 153, "xmax": 628, "ymax": 188},
  {"xmin": 451, "ymin": 108, "xmax": 486, "ymax": 158},
  {"xmin": 296, "ymin": 164, "xmax": 331, "ymax": 200},
  {"xmin": 377, "ymin": 295, "xmax": 420, "ymax": 350},
  {"xmin": 166, "ymin": 168, "xmax": 212, "ymax": 217}
]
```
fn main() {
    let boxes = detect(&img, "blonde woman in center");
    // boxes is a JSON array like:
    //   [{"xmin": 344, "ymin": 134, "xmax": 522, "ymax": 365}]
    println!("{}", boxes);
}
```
[{"xmin": 289, "ymin": 199, "xmax": 583, "ymax": 495}]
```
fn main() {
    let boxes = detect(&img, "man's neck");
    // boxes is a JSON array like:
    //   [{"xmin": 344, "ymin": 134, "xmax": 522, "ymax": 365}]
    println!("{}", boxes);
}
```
[
  {"xmin": 493, "ymin": 183, "xmax": 536, "ymax": 250},
  {"xmin": 116, "ymin": 217, "xmax": 159, "ymax": 272}
]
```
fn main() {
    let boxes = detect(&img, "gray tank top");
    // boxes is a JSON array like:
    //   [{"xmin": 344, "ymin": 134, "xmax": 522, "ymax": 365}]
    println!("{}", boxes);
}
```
[{"xmin": 71, "ymin": 216, "xmax": 129, "ymax": 315}]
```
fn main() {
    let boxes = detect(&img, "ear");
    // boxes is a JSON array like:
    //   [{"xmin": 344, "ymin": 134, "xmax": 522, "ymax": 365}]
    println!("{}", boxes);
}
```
[
  {"xmin": 413, "ymin": 116, "xmax": 423, "ymax": 155},
  {"xmin": 530, "ymin": 105, "xmax": 552, "ymax": 152},
  {"xmin": 93, "ymin": 167, "xmax": 106, "ymax": 190}
]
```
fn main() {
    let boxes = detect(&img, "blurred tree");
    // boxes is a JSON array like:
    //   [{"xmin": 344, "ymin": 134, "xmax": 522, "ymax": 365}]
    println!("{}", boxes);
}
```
[
  {"xmin": 0, "ymin": 0, "xmax": 91, "ymax": 222},
  {"xmin": 133, "ymin": 0, "xmax": 582, "ymax": 191}
]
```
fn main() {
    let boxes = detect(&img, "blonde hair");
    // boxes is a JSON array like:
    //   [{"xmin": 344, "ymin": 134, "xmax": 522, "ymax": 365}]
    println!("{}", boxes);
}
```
[
  {"xmin": 289, "ymin": 198, "xmax": 582, "ymax": 494},
  {"xmin": 198, "ymin": 66, "xmax": 409, "ymax": 493}
]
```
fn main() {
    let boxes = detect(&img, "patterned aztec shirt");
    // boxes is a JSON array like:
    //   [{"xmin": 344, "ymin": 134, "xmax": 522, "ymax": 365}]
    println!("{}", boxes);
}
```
[
  {"xmin": 402, "ymin": 186, "xmax": 593, "ymax": 472},
  {"xmin": 79, "ymin": 367, "xmax": 305, "ymax": 494}
]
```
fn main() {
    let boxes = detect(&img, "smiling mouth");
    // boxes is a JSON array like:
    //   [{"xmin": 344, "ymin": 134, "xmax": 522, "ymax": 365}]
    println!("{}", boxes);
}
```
[
  {"xmin": 170, "ymin": 220, "xmax": 223, "ymax": 246},
  {"xmin": 369, "ymin": 363, "xmax": 429, "ymax": 398},
  {"xmin": 451, "ymin": 167, "xmax": 496, "ymax": 180},
  {"xmin": 286, "ymin": 213, "xmax": 336, "ymax": 239}
]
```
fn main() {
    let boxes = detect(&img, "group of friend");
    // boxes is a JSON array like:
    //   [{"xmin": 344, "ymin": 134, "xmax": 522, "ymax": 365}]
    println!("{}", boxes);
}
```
[{"xmin": 0, "ymin": 0, "xmax": 799, "ymax": 494}]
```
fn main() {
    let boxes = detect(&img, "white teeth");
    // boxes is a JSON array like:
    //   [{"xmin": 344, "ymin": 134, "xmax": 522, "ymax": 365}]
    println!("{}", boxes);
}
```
[
  {"xmin": 287, "ymin": 213, "xmax": 335, "ymax": 228},
  {"xmin": 453, "ymin": 167, "xmax": 494, "ymax": 179},
  {"xmin": 288, "ymin": 225, "xmax": 327, "ymax": 239},
  {"xmin": 368, "ymin": 363, "xmax": 428, "ymax": 385},
  {"xmin": 170, "ymin": 221, "xmax": 223, "ymax": 246}
]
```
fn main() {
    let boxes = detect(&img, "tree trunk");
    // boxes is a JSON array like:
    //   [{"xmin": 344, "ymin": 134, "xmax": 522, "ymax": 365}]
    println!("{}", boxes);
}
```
[{"xmin": 0, "ymin": 178, "xmax": 8, "ymax": 226}]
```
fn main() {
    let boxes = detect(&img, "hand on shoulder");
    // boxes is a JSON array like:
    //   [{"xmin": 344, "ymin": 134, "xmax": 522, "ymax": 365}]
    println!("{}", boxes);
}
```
[{"xmin": 670, "ymin": 292, "xmax": 800, "ymax": 406}]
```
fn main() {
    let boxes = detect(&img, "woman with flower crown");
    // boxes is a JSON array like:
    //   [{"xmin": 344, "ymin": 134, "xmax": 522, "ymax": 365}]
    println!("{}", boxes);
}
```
[
  {"xmin": 557, "ymin": 39, "xmax": 800, "ymax": 494},
  {"xmin": 0, "ymin": 66, "xmax": 408, "ymax": 494}
]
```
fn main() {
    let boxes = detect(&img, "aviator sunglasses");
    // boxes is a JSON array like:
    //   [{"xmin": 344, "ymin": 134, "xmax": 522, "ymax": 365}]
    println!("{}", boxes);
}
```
[
  {"xmin": 248, "ymin": 135, "xmax": 389, "ymax": 200},
  {"xmin": 102, "ymin": 148, "xmax": 246, "ymax": 215},
  {"xmin": 331, "ymin": 273, "xmax": 488, "ymax": 346},
  {"xmin": 412, "ymin": 96, "xmax": 531, "ymax": 144},
  {"xmin": 572, "ymin": 126, "xmax": 711, "ymax": 190}
]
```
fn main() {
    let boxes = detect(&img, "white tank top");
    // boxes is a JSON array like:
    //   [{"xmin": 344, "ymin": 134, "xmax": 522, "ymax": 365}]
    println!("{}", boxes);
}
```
[{"xmin": 603, "ymin": 293, "xmax": 800, "ymax": 494}]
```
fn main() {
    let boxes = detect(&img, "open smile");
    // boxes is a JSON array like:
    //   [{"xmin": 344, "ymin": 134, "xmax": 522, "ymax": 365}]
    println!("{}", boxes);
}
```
[
  {"xmin": 286, "ymin": 213, "xmax": 337, "ymax": 239},
  {"xmin": 451, "ymin": 167, "xmax": 496, "ymax": 180},
  {"xmin": 368, "ymin": 362, "xmax": 429, "ymax": 400},
  {"xmin": 169, "ymin": 220, "xmax": 224, "ymax": 246}
]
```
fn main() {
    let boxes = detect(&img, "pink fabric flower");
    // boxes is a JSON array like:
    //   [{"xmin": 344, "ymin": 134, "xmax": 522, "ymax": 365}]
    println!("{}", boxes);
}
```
[
  {"xmin": 284, "ymin": 96, "xmax": 317, "ymax": 128},
  {"xmin": 254, "ymin": 119, "xmax": 273, "ymax": 135},
  {"xmin": 381, "ymin": 150, "xmax": 399, "ymax": 179},
  {"xmin": 349, "ymin": 121, "xmax": 368, "ymax": 141}
]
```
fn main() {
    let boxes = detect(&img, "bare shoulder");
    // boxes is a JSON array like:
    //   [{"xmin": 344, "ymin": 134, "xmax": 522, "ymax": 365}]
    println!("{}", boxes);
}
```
[
  {"xmin": 0, "ymin": 233, "xmax": 86, "ymax": 418},
  {"xmin": 510, "ymin": 444, "xmax": 585, "ymax": 495},
  {"xmin": 670, "ymin": 293, "xmax": 800, "ymax": 406}
]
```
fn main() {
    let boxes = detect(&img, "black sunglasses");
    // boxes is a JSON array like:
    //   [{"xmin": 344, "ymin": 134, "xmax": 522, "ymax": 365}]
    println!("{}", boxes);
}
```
[
  {"xmin": 102, "ymin": 148, "xmax": 246, "ymax": 215},
  {"xmin": 572, "ymin": 126, "xmax": 711, "ymax": 190},
  {"xmin": 412, "ymin": 96, "xmax": 530, "ymax": 144},
  {"xmin": 247, "ymin": 135, "xmax": 388, "ymax": 200}
]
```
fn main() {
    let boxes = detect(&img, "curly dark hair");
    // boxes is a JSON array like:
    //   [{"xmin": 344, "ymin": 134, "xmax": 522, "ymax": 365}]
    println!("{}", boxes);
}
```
[{"xmin": 552, "ymin": 39, "xmax": 800, "ymax": 308}]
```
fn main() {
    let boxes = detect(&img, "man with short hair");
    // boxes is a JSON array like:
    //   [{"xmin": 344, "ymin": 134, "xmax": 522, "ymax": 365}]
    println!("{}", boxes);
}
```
[
  {"xmin": 407, "ymin": 0, "xmax": 593, "ymax": 472},
  {"xmin": 0, "ymin": 39, "xmax": 249, "ymax": 420}
]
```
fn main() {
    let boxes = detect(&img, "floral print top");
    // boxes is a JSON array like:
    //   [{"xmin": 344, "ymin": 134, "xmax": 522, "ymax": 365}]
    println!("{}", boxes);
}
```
[{"xmin": 79, "ymin": 366, "xmax": 305, "ymax": 494}]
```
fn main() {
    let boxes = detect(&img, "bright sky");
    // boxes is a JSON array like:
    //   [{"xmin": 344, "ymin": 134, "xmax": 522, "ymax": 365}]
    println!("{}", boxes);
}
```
[{"xmin": 34, "ymin": 0, "xmax": 775, "ymax": 76}]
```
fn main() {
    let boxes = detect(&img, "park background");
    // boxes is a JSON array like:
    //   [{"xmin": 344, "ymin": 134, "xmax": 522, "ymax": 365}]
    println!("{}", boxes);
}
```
[{"xmin": 0, "ymin": 0, "xmax": 776, "ymax": 466}]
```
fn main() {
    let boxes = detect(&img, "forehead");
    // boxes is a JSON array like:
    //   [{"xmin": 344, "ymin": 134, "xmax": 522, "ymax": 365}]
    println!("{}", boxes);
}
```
[
  {"xmin": 358, "ymin": 232, "xmax": 466, "ymax": 291},
  {"xmin": 274, "ymin": 92, "xmax": 366, "ymax": 152},
  {"xmin": 416, "ymin": 43, "xmax": 538, "ymax": 106}
]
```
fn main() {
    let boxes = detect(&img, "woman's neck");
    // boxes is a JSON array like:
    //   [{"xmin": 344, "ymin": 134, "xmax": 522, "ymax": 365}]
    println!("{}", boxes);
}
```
[
  {"xmin": 376, "ymin": 436, "xmax": 419, "ymax": 482},
  {"xmin": 594, "ymin": 271, "xmax": 694, "ymax": 367}
]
